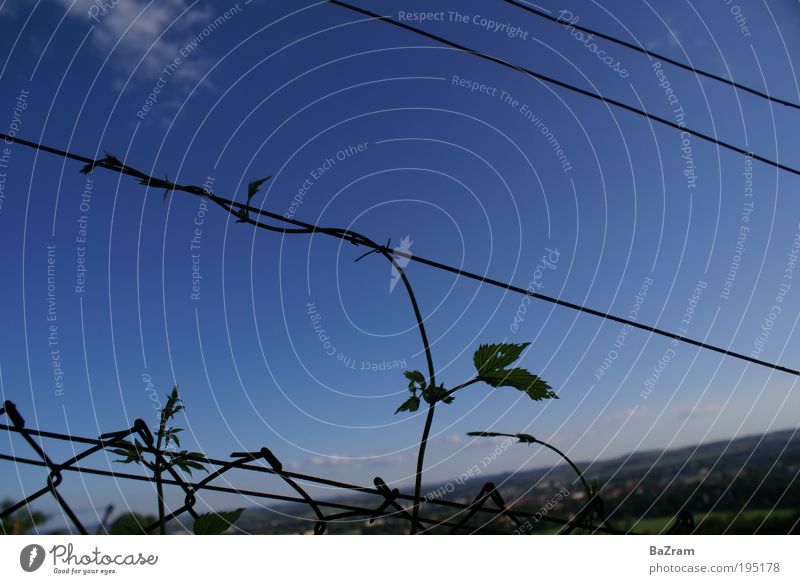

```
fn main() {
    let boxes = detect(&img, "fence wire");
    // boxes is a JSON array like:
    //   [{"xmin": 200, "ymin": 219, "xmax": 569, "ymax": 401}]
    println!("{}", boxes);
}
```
[{"xmin": 1, "ymin": 400, "xmax": 695, "ymax": 535}]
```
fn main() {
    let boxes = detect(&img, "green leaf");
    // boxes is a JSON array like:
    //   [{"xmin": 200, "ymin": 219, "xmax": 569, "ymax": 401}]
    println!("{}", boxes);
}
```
[
  {"xmin": 478, "ymin": 367, "xmax": 556, "ymax": 401},
  {"xmin": 193, "ymin": 508, "xmax": 244, "ymax": 535},
  {"xmin": 473, "ymin": 343, "xmax": 530, "ymax": 376},
  {"xmin": 163, "ymin": 387, "xmax": 181, "ymax": 417},
  {"xmin": 110, "ymin": 447, "xmax": 140, "ymax": 463},
  {"xmin": 395, "ymin": 395, "xmax": 420, "ymax": 414},
  {"xmin": 171, "ymin": 451, "xmax": 206, "ymax": 475},
  {"xmin": 403, "ymin": 370, "xmax": 425, "ymax": 393},
  {"xmin": 109, "ymin": 438, "xmax": 148, "ymax": 465},
  {"xmin": 164, "ymin": 428, "xmax": 183, "ymax": 448},
  {"xmin": 247, "ymin": 176, "xmax": 272, "ymax": 201},
  {"xmin": 472, "ymin": 342, "xmax": 555, "ymax": 401},
  {"xmin": 422, "ymin": 384, "xmax": 454, "ymax": 405},
  {"xmin": 184, "ymin": 460, "xmax": 206, "ymax": 472}
]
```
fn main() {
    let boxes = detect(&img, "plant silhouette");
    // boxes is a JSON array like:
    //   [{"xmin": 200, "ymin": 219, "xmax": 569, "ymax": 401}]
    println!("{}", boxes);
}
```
[
  {"xmin": 467, "ymin": 431, "xmax": 610, "ymax": 532},
  {"xmin": 75, "ymin": 155, "xmax": 562, "ymax": 534},
  {"xmin": 397, "ymin": 342, "xmax": 556, "ymax": 533},
  {"xmin": 107, "ymin": 387, "xmax": 243, "ymax": 535}
]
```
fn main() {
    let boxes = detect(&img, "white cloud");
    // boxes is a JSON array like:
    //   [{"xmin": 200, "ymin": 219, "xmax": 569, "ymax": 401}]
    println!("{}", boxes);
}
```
[{"xmin": 56, "ymin": 0, "xmax": 219, "ymax": 86}]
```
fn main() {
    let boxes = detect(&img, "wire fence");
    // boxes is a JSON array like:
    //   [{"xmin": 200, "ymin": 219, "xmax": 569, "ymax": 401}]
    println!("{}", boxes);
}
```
[
  {"xmin": 1, "ymin": 0, "xmax": 792, "ymax": 541},
  {"xmin": 0, "ymin": 400, "xmax": 696, "ymax": 535}
]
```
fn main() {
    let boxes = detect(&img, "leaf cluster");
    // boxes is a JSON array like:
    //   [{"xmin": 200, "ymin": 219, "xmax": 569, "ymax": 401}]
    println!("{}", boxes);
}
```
[
  {"xmin": 395, "ymin": 371, "xmax": 453, "ymax": 414},
  {"xmin": 108, "ymin": 386, "xmax": 207, "ymax": 476},
  {"xmin": 395, "ymin": 342, "xmax": 556, "ymax": 414}
]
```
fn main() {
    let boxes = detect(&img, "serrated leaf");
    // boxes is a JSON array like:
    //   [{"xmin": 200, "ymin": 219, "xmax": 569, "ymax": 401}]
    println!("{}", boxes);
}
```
[
  {"xmin": 394, "ymin": 395, "xmax": 420, "ymax": 414},
  {"xmin": 185, "ymin": 460, "xmax": 206, "ymax": 471},
  {"xmin": 193, "ymin": 508, "xmax": 244, "ymax": 535},
  {"xmin": 109, "ymin": 438, "xmax": 146, "ymax": 465},
  {"xmin": 248, "ymin": 176, "xmax": 272, "ymax": 201},
  {"xmin": 109, "ymin": 447, "xmax": 142, "ymax": 465},
  {"xmin": 478, "ymin": 367, "xmax": 556, "ymax": 400},
  {"xmin": 473, "ymin": 343, "xmax": 530, "ymax": 376},
  {"xmin": 403, "ymin": 370, "xmax": 425, "ymax": 393},
  {"xmin": 164, "ymin": 427, "xmax": 183, "ymax": 448},
  {"xmin": 172, "ymin": 452, "xmax": 206, "ymax": 475}
]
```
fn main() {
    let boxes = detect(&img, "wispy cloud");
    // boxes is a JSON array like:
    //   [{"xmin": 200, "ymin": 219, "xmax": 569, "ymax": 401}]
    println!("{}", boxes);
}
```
[
  {"xmin": 0, "ymin": 0, "xmax": 23, "ymax": 19},
  {"xmin": 677, "ymin": 402, "xmax": 721, "ymax": 420},
  {"xmin": 285, "ymin": 433, "xmax": 507, "ymax": 474},
  {"xmin": 55, "ymin": 0, "xmax": 216, "ymax": 85}
]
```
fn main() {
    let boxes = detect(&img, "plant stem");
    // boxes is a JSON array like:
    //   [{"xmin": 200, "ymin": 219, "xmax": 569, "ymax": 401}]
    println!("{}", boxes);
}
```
[
  {"xmin": 407, "ymin": 381, "xmax": 481, "ymax": 536},
  {"xmin": 154, "ymin": 420, "xmax": 166, "ymax": 535},
  {"xmin": 443, "ymin": 378, "xmax": 479, "ymax": 400},
  {"xmin": 411, "ymin": 402, "xmax": 436, "ymax": 534},
  {"xmin": 379, "ymin": 250, "xmax": 435, "ymax": 535},
  {"xmin": 538, "ymin": 440, "xmax": 606, "ymax": 532},
  {"xmin": 66, "ymin": 152, "xmax": 441, "ymax": 535},
  {"xmin": 535, "ymin": 439, "xmax": 590, "ymax": 495}
]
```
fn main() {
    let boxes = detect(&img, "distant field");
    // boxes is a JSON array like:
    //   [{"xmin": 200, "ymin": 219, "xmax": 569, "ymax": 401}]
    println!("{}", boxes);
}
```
[{"xmin": 619, "ymin": 507, "xmax": 800, "ymax": 535}]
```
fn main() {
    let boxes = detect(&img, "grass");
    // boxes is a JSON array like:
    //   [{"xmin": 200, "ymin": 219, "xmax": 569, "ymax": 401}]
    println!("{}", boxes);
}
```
[{"xmin": 619, "ymin": 507, "xmax": 800, "ymax": 535}]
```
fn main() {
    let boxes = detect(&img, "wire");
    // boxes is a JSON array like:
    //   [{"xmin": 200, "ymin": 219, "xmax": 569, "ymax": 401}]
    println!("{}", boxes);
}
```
[
  {"xmin": 0, "ymin": 421, "xmax": 630, "ymax": 534},
  {"xmin": 327, "ymin": 0, "xmax": 800, "ymax": 177},
  {"xmin": 5, "ymin": 133, "xmax": 799, "ymax": 376},
  {"xmin": 504, "ymin": 0, "xmax": 800, "ymax": 110},
  {"xmin": 2, "ymin": 131, "xmax": 797, "ymax": 377},
  {"xmin": 394, "ymin": 249, "xmax": 800, "ymax": 376}
]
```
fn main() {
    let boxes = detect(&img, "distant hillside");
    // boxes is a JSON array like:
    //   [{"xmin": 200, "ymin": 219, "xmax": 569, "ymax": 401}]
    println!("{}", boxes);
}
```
[
  {"xmin": 495, "ymin": 427, "xmax": 800, "ymax": 495},
  {"xmin": 235, "ymin": 427, "xmax": 800, "ymax": 534}
]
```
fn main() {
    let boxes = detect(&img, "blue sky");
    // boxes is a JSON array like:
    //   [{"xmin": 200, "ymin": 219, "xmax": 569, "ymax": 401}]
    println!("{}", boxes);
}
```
[{"xmin": 1, "ymin": 0, "xmax": 800, "ymax": 530}]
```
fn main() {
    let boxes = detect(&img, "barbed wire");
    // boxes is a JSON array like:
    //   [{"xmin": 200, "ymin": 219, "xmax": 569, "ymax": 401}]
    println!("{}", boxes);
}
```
[{"xmin": 1, "ymin": 131, "xmax": 796, "ymax": 377}]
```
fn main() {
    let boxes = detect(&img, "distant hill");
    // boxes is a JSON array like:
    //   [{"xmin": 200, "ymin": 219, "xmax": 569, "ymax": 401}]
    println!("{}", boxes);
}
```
[{"xmin": 235, "ymin": 427, "xmax": 800, "ymax": 534}]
